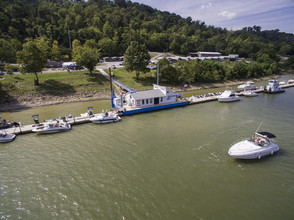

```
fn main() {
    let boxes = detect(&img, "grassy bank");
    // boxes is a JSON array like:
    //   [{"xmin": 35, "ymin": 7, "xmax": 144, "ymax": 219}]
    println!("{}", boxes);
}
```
[
  {"xmin": 0, "ymin": 67, "xmax": 290, "ymax": 112},
  {"xmin": 0, "ymin": 70, "xmax": 110, "ymax": 101},
  {"xmin": 111, "ymin": 68, "xmax": 155, "ymax": 90}
]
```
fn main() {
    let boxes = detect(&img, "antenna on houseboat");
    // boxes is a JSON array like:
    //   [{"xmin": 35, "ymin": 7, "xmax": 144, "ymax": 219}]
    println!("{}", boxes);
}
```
[{"xmin": 157, "ymin": 63, "xmax": 159, "ymax": 85}]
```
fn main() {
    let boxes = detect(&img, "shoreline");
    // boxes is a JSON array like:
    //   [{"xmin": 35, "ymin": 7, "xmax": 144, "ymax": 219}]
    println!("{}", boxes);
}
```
[{"xmin": 0, "ymin": 74, "xmax": 289, "ymax": 112}]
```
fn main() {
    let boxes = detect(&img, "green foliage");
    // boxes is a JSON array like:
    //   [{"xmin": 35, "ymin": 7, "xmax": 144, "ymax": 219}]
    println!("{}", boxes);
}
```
[
  {"xmin": 17, "ymin": 39, "xmax": 47, "ymax": 85},
  {"xmin": 157, "ymin": 58, "xmax": 280, "ymax": 85},
  {"xmin": 0, "ymin": 39, "xmax": 16, "ymax": 63},
  {"xmin": 0, "ymin": 70, "xmax": 110, "ymax": 100},
  {"xmin": 124, "ymin": 41, "xmax": 151, "ymax": 78},
  {"xmin": 1, "ymin": 0, "xmax": 293, "ymax": 61},
  {"xmin": 0, "ymin": 0, "xmax": 293, "ymax": 88},
  {"xmin": 283, "ymin": 56, "xmax": 294, "ymax": 70},
  {"xmin": 72, "ymin": 40, "xmax": 101, "ymax": 74},
  {"xmin": 158, "ymin": 58, "xmax": 179, "ymax": 85},
  {"xmin": 4, "ymin": 63, "xmax": 14, "ymax": 74}
]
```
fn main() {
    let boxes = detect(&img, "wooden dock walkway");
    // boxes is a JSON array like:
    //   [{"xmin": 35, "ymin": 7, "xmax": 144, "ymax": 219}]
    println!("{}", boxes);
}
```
[{"xmin": 188, "ymin": 84, "xmax": 292, "ymax": 105}]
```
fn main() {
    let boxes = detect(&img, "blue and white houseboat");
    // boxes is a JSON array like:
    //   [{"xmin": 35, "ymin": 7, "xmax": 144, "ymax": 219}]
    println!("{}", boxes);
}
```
[{"xmin": 112, "ymin": 84, "xmax": 189, "ymax": 115}]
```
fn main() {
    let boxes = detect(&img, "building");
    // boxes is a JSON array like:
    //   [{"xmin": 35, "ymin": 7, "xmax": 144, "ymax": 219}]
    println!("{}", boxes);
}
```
[
  {"xmin": 124, "ymin": 85, "xmax": 177, "ymax": 108},
  {"xmin": 189, "ymin": 52, "xmax": 221, "ymax": 58}
]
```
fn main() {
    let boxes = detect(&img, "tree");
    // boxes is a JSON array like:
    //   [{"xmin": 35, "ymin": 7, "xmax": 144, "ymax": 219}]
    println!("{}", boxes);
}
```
[
  {"xmin": 51, "ymin": 40, "xmax": 63, "ymax": 61},
  {"xmin": 158, "ymin": 58, "xmax": 179, "ymax": 85},
  {"xmin": 0, "ymin": 39, "xmax": 15, "ymax": 63},
  {"xmin": 72, "ymin": 39, "xmax": 100, "ymax": 75},
  {"xmin": 124, "ymin": 41, "xmax": 150, "ymax": 79},
  {"xmin": 17, "ymin": 40, "xmax": 47, "ymax": 85},
  {"xmin": 4, "ymin": 63, "xmax": 14, "ymax": 74}
]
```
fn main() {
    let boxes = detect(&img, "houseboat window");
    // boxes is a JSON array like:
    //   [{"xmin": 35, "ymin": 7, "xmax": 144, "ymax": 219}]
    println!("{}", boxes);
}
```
[
  {"xmin": 161, "ymin": 97, "xmax": 163, "ymax": 102},
  {"xmin": 150, "ymin": 99, "xmax": 153, "ymax": 104},
  {"xmin": 146, "ymin": 99, "xmax": 149, "ymax": 104},
  {"xmin": 142, "ymin": 99, "xmax": 145, "ymax": 105}
]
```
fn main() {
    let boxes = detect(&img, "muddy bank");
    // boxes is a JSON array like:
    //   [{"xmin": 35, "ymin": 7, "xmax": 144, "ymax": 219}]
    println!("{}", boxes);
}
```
[
  {"xmin": 0, "ymin": 74, "xmax": 287, "ymax": 112},
  {"xmin": 0, "ymin": 91, "xmax": 111, "ymax": 112}
]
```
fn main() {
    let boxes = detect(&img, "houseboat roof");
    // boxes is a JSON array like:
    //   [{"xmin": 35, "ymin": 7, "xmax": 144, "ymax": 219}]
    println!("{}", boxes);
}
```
[{"xmin": 131, "ymin": 89, "xmax": 166, "ymax": 100}]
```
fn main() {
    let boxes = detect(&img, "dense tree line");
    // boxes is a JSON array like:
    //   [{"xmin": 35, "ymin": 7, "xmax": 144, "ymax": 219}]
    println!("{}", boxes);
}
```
[
  {"xmin": 158, "ymin": 58, "xmax": 280, "ymax": 85},
  {"xmin": 0, "ymin": 0, "xmax": 294, "ymax": 83}
]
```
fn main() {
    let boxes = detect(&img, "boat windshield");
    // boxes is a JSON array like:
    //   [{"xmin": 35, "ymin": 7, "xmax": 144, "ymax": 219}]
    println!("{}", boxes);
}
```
[{"xmin": 248, "ymin": 135, "xmax": 270, "ymax": 147}]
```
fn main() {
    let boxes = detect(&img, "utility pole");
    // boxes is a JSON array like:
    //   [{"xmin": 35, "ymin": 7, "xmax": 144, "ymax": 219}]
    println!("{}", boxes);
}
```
[{"xmin": 109, "ymin": 67, "xmax": 113, "ymax": 97}]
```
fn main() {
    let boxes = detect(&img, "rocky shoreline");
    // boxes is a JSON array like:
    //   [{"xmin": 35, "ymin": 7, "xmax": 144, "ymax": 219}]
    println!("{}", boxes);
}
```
[
  {"xmin": 0, "ymin": 91, "xmax": 111, "ymax": 112},
  {"xmin": 0, "ymin": 75, "xmax": 282, "ymax": 112}
]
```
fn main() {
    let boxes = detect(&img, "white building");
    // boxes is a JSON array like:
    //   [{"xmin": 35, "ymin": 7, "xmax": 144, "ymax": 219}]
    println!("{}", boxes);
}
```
[
  {"xmin": 189, "ymin": 52, "xmax": 221, "ymax": 58},
  {"xmin": 122, "ymin": 85, "xmax": 178, "ymax": 108}
]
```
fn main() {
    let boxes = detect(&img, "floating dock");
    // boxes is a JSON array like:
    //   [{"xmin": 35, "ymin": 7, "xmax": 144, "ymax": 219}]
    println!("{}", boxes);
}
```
[
  {"xmin": 2, "ymin": 83, "xmax": 294, "ymax": 136},
  {"xmin": 3, "ymin": 115, "xmax": 98, "ymax": 135}
]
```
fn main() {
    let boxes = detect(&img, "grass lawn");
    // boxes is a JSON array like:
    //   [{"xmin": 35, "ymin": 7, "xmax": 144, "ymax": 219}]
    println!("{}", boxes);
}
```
[
  {"xmin": 0, "ymin": 70, "xmax": 110, "ymax": 100},
  {"xmin": 110, "ymin": 68, "xmax": 157, "ymax": 90}
]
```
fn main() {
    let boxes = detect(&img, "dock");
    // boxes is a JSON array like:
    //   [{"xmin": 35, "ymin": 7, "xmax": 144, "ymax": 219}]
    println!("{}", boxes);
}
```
[
  {"xmin": 188, "ymin": 87, "xmax": 265, "ymax": 104},
  {"xmin": 3, "ymin": 114, "xmax": 99, "ymax": 135},
  {"xmin": 2, "ymin": 83, "xmax": 294, "ymax": 136}
]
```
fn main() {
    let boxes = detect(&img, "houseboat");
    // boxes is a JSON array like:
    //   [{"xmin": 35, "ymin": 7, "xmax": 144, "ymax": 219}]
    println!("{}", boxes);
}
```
[{"xmin": 112, "ymin": 85, "xmax": 189, "ymax": 115}]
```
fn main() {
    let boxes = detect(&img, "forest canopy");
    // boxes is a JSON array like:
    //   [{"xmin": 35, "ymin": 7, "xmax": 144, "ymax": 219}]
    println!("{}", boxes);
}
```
[{"xmin": 0, "ymin": 0, "xmax": 294, "ymax": 82}]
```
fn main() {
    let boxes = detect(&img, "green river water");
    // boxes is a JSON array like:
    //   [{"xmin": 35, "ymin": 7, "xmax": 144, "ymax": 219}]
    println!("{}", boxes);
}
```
[{"xmin": 1, "ymin": 75, "xmax": 294, "ymax": 219}]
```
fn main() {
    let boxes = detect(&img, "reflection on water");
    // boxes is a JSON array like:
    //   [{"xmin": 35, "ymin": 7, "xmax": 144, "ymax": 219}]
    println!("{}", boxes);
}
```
[{"xmin": 1, "ymin": 75, "xmax": 294, "ymax": 219}]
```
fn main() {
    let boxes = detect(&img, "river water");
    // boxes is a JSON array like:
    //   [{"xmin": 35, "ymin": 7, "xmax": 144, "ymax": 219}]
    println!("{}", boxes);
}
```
[{"xmin": 1, "ymin": 75, "xmax": 294, "ymax": 220}]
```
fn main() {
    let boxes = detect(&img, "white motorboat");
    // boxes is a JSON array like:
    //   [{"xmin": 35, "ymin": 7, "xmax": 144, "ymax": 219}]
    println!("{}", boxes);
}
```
[
  {"xmin": 237, "ymin": 81, "xmax": 256, "ymax": 91},
  {"xmin": 228, "ymin": 132, "xmax": 279, "ymax": 159},
  {"xmin": 80, "ymin": 107, "xmax": 94, "ymax": 118},
  {"xmin": 243, "ymin": 90, "xmax": 258, "ymax": 97},
  {"xmin": 32, "ymin": 122, "xmax": 71, "ymax": 134},
  {"xmin": 279, "ymin": 81, "xmax": 286, "ymax": 85},
  {"xmin": 0, "ymin": 131, "xmax": 16, "ymax": 143},
  {"xmin": 218, "ymin": 89, "xmax": 241, "ymax": 102},
  {"xmin": 89, "ymin": 112, "xmax": 121, "ymax": 124},
  {"xmin": 264, "ymin": 79, "xmax": 285, "ymax": 94},
  {"xmin": 287, "ymin": 79, "xmax": 294, "ymax": 84}
]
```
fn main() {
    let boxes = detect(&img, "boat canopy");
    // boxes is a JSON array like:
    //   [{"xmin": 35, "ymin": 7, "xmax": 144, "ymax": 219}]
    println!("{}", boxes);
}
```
[{"xmin": 256, "ymin": 132, "xmax": 276, "ymax": 138}]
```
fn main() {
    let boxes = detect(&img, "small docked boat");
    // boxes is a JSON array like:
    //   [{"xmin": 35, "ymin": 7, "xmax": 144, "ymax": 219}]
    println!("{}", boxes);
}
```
[
  {"xmin": 90, "ymin": 112, "xmax": 121, "ymax": 124},
  {"xmin": 32, "ymin": 122, "xmax": 71, "ymax": 134},
  {"xmin": 218, "ymin": 89, "xmax": 241, "ymax": 102},
  {"xmin": 237, "ymin": 81, "xmax": 256, "ymax": 91},
  {"xmin": 228, "ymin": 132, "xmax": 279, "ymax": 159},
  {"xmin": 243, "ymin": 90, "xmax": 258, "ymax": 97},
  {"xmin": 0, "ymin": 131, "xmax": 16, "ymax": 143},
  {"xmin": 80, "ymin": 107, "xmax": 94, "ymax": 118},
  {"xmin": 287, "ymin": 79, "xmax": 294, "ymax": 84},
  {"xmin": 264, "ymin": 79, "xmax": 285, "ymax": 94}
]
